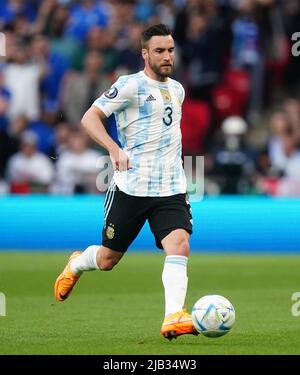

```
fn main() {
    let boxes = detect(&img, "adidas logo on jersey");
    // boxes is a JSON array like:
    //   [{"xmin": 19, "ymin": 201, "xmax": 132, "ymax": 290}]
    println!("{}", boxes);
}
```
[{"xmin": 146, "ymin": 94, "xmax": 156, "ymax": 102}]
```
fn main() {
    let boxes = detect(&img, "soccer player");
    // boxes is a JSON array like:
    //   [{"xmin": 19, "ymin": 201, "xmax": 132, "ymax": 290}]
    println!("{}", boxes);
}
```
[{"xmin": 54, "ymin": 24, "xmax": 198, "ymax": 340}]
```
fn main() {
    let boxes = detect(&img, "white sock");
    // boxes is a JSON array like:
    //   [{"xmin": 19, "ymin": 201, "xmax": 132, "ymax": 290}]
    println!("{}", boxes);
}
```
[
  {"xmin": 162, "ymin": 255, "xmax": 188, "ymax": 317},
  {"xmin": 70, "ymin": 245, "xmax": 100, "ymax": 276}
]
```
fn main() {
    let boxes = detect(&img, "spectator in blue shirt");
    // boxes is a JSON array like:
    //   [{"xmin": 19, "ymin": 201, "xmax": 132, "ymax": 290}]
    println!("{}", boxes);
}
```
[
  {"xmin": 0, "ymin": 0, "xmax": 37, "ymax": 25},
  {"xmin": 0, "ymin": 68, "xmax": 11, "ymax": 130},
  {"xmin": 30, "ymin": 33, "xmax": 69, "ymax": 102},
  {"xmin": 28, "ymin": 98, "xmax": 60, "ymax": 156},
  {"xmin": 64, "ymin": 0, "xmax": 109, "ymax": 42}
]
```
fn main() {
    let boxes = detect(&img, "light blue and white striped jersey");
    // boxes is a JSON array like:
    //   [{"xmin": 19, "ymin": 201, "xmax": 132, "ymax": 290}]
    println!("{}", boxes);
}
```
[{"xmin": 93, "ymin": 70, "xmax": 187, "ymax": 197}]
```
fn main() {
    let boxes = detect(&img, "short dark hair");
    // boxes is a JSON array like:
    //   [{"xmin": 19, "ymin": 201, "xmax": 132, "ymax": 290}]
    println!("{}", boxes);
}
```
[{"xmin": 141, "ymin": 24, "xmax": 172, "ymax": 48}]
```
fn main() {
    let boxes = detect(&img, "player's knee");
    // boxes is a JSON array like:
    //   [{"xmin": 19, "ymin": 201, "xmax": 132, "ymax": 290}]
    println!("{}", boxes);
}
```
[
  {"xmin": 176, "ymin": 237, "xmax": 190, "ymax": 256},
  {"xmin": 99, "ymin": 257, "xmax": 119, "ymax": 271}
]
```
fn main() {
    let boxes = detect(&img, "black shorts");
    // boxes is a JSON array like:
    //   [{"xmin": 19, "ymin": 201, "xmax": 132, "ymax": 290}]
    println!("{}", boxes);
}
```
[{"xmin": 102, "ymin": 185, "xmax": 193, "ymax": 252}]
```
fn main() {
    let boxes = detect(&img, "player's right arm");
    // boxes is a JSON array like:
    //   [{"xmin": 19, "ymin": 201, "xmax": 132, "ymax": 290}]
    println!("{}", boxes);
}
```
[
  {"xmin": 81, "ymin": 106, "xmax": 130, "ymax": 172},
  {"xmin": 81, "ymin": 76, "xmax": 134, "ymax": 172}
]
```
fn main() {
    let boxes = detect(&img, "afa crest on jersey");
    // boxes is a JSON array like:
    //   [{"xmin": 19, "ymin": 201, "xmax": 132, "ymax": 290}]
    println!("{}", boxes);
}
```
[{"xmin": 160, "ymin": 88, "xmax": 171, "ymax": 102}]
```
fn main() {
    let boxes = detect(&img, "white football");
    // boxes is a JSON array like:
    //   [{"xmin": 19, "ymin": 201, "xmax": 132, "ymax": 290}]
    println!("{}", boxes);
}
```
[{"xmin": 192, "ymin": 295, "xmax": 235, "ymax": 337}]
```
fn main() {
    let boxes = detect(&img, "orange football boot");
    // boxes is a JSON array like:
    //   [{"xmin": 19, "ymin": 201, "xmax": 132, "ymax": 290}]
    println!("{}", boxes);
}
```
[
  {"xmin": 161, "ymin": 309, "xmax": 199, "ymax": 340},
  {"xmin": 54, "ymin": 251, "xmax": 82, "ymax": 301}
]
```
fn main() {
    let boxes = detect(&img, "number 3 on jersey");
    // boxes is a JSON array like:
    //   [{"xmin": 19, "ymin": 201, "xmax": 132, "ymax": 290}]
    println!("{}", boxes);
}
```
[{"xmin": 163, "ymin": 106, "xmax": 173, "ymax": 126}]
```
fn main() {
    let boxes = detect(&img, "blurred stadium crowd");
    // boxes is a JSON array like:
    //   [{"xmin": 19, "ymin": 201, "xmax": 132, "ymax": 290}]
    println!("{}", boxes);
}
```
[{"xmin": 0, "ymin": 0, "xmax": 300, "ymax": 196}]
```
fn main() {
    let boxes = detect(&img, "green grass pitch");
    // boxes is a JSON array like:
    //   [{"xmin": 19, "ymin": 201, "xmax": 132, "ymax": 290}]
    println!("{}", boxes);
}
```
[{"xmin": 1, "ymin": 252, "xmax": 300, "ymax": 355}]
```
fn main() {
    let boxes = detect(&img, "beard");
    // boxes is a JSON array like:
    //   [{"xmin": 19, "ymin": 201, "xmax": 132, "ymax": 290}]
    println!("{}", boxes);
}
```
[{"xmin": 149, "ymin": 58, "xmax": 174, "ymax": 78}]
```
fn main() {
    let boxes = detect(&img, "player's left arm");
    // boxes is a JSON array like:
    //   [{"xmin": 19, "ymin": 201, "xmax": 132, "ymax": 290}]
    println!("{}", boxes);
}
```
[{"xmin": 177, "ymin": 82, "xmax": 185, "ymax": 106}]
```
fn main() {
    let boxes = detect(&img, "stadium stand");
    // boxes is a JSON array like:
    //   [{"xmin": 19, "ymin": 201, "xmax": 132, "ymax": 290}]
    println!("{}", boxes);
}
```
[{"xmin": 0, "ymin": 0, "xmax": 299, "ymax": 196}]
